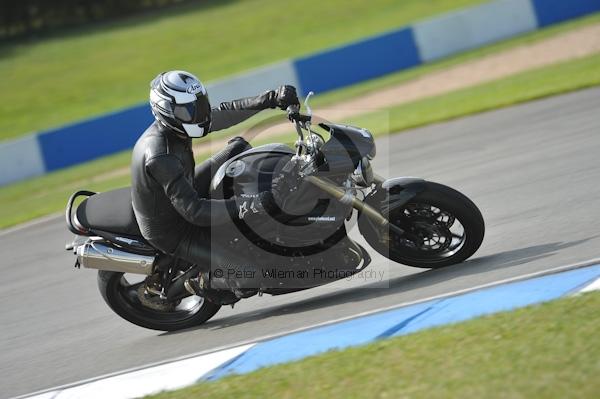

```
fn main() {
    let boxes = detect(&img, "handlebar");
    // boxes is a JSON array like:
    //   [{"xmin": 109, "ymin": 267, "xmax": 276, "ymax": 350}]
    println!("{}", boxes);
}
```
[
  {"xmin": 286, "ymin": 106, "xmax": 311, "ymax": 124},
  {"xmin": 286, "ymin": 104, "xmax": 300, "ymax": 114},
  {"xmin": 286, "ymin": 105, "xmax": 309, "ymax": 154},
  {"xmin": 286, "ymin": 91, "xmax": 315, "ymax": 157},
  {"xmin": 286, "ymin": 90, "xmax": 314, "ymax": 124}
]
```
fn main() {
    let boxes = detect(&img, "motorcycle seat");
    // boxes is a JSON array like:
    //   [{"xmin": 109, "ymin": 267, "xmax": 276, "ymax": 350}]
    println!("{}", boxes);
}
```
[{"xmin": 76, "ymin": 187, "xmax": 142, "ymax": 237}]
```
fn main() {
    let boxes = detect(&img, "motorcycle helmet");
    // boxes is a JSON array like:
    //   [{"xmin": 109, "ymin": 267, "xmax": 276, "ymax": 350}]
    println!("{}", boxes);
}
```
[{"xmin": 149, "ymin": 70, "xmax": 211, "ymax": 138}]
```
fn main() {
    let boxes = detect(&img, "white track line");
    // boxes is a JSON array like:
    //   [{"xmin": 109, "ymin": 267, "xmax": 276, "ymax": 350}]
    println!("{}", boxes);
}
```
[
  {"xmin": 19, "ymin": 344, "xmax": 255, "ymax": 399},
  {"xmin": 579, "ymin": 277, "xmax": 600, "ymax": 293},
  {"xmin": 14, "ymin": 256, "xmax": 600, "ymax": 399}
]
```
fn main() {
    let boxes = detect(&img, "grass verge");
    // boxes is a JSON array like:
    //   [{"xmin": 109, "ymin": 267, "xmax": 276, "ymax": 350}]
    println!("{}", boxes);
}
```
[
  {"xmin": 1, "ymin": 51, "xmax": 599, "ymax": 229},
  {"xmin": 0, "ymin": 0, "xmax": 485, "ymax": 141},
  {"xmin": 147, "ymin": 291, "xmax": 600, "ymax": 399}
]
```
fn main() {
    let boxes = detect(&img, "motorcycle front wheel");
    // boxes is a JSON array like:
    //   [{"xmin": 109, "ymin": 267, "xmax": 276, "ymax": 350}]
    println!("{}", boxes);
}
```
[
  {"xmin": 359, "ymin": 182, "xmax": 484, "ymax": 268},
  {"xmin": 97, "ymin": 271, "xmax": 221, "ymax": 331}
]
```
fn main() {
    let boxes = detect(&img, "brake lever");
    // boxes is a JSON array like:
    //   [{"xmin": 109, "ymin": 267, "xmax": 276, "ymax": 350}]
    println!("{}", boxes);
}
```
[{"xmin": 304, "ymin": 91, "xmax": 314, "ymax": 117}]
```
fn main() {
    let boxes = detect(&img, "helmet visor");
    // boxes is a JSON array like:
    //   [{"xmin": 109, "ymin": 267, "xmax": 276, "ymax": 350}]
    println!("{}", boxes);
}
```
[{"xmin": 173, "ymin": 95, "xmax": 211, "ymax": 124}]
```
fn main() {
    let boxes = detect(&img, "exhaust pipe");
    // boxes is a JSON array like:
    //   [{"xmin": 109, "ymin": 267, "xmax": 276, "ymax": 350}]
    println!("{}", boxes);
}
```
[{"xmin": 76, "ymin": 241, "xmax": 154, "ymax": 275}]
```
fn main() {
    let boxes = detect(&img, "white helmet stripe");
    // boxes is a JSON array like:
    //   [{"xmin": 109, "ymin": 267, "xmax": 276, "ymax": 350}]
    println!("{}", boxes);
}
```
[
  {"xmin": 149, "ymin": 90, "xmax": 174, "ymax": 116},
  {"xmin": 161, "ymin": 83, "xmax": 196, "ymax": 104},
  {"xmin": 182, "ymin": 124, "xmax": 206, "ymax": 138}
]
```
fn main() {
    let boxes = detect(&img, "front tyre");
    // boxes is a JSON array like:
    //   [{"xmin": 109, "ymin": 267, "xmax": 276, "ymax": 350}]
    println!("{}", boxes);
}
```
[
  {"xmin": 97, "ymin": 271, "xmax": 221, "ymax": 331},
  {"xmin": 359, "ymin": 182, "xmax": 484, "ymax": 268}
]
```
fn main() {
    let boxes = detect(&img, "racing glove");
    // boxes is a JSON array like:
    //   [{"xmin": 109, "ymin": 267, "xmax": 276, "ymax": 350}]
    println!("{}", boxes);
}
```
[{"xmin": 272, "ymin": 85, "xmax": 300, "ymax": 110}]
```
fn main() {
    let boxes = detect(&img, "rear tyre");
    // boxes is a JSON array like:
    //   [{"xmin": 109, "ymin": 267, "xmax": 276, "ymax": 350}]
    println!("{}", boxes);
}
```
[
  {"xmin": 359, "ymin": 182, "xmax": 484, "ymax": 268},
  {"xmin": 97, "ymin": 271, "xmax": 221, "ymax": 331}
]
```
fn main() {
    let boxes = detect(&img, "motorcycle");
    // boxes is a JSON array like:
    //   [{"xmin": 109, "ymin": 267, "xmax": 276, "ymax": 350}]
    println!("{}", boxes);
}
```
[{"xmin": 65, "ymin": 92, "xmax": 484, "ymax": 331}]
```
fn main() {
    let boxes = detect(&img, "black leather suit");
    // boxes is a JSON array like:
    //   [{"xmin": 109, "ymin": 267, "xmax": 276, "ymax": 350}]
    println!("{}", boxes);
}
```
[{"xmin": 131, "ymin": 93, "xmax": 276, "ymax": 268}]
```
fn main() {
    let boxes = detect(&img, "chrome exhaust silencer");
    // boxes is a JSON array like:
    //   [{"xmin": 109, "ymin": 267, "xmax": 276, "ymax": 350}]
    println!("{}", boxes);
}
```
[{"xmin": 76, "ymin": 240, "xmax": 154, "ymax": 275}]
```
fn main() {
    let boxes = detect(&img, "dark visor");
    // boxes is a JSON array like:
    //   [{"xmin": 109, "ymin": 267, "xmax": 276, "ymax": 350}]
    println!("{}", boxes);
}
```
[{"xmin": 173, "ymin": 95, "xmax": 211, "ymax": 124}]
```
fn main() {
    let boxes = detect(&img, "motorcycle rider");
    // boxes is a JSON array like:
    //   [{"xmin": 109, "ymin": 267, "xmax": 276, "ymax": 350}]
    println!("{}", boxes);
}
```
[{"xmin": 131, "ymin": 70, "xmax": 300, "ymax": 299}]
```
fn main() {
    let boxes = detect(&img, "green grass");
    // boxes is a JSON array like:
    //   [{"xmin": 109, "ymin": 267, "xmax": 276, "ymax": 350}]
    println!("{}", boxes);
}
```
[
  {"xmin": 0, "ymin": 0, "xmax": 486, "ymax": 141},
  {"xmin": 2, "ymin": 51, "xmax": 599, "ymax": 229},
  {"xmin": 148, "ymin": 291, "xmax": 600, "ymax": 399}
]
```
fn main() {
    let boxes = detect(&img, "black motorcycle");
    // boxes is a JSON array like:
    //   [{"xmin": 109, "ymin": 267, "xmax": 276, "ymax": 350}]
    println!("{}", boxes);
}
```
[{"xmin": 65, "ymin": 93, "xmax": 484, "ymax": 331}]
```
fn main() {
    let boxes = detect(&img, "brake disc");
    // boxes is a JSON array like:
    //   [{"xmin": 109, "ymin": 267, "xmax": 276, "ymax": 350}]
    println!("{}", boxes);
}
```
[{"xmin": 137, "ymin": 285, "xmax": 175, "ymax": 312}]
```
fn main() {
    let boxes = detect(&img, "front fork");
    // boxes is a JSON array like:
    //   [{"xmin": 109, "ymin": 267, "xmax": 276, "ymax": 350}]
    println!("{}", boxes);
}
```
[
  {"xmin": 373, "ymin": 173, "xmax": 385, "ymax": 185},
  {"xmin": 304, "ymin": 175, "xmax": 405, "ymax": 237}
]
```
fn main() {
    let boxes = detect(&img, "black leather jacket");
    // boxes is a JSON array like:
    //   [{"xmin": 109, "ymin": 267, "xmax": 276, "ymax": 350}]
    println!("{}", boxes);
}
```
[{"xmin": 131, "ymin": 92, "xmax": 276, "ymax": 253}]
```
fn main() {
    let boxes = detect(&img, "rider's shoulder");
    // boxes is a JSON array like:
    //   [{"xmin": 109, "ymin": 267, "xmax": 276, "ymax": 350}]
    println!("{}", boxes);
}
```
[{"xmin": 139, "ymin": 123, "xmax": 171, "ymax": 157}]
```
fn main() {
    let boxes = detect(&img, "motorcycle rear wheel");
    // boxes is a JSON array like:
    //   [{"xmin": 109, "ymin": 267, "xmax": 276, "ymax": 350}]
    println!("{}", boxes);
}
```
[
  {"xmin": 97, "ymin": 270, "xmax": 221, "ymax": 331},
  {"xmin": 359, "ymin": 182, "xmax": 484, "ymax": 268}
]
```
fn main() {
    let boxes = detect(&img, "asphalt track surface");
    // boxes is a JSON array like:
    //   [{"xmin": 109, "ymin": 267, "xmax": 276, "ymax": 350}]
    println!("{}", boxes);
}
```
[{"xmin": 2, "ymin": 88, "xmax": 600, "ymax": 398}]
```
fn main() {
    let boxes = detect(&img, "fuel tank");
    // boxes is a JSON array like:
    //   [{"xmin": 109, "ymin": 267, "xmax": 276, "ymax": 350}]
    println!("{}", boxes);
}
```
[
  {"xmin": 210, "ymin": 143, "xmax": 352, "ymax": 253},
  {"xmin": 211, "ymin": 143, "xmax": 294, "ymax": 198}
]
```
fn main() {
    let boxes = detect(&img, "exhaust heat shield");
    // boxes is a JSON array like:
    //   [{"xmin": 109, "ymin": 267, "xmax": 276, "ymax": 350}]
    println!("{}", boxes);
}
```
[{"xmin": 77, "ymin": 241, "xmax": 154, "ymax": 275}]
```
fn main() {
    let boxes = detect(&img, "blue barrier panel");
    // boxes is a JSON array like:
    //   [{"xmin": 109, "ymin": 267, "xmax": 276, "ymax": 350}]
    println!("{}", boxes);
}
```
[
  {"xmin": 294, "ymin": 28, "xmax": 420, "ymax": 95},
  {"xmin": 531, "ymin": 0, "xmax": 600, "ymax": 27},
  {"xmin": 38, "ymin": 104, "xmax": 153, "ymax": 171}
]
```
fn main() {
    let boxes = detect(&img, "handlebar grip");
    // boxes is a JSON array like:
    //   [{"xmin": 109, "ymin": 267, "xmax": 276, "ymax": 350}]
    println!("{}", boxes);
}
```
[
  {"xmin": 286, "ymin": 104, "xmax": 300, "ymax": 114},
  {"xmin": 290, "ymin": 113, "xmax": 312, "ymax": 123}
]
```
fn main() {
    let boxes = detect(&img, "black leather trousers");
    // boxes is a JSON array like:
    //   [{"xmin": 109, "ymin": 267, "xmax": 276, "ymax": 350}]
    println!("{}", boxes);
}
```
[{"xmin": 171, "ymin": 137, "xmax": 251, "ymax": 271}]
